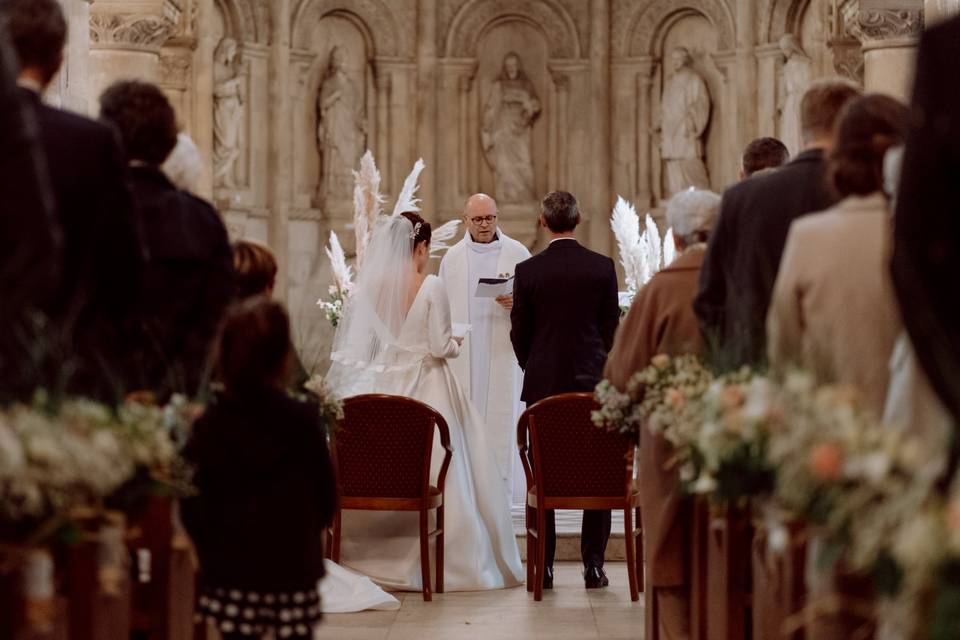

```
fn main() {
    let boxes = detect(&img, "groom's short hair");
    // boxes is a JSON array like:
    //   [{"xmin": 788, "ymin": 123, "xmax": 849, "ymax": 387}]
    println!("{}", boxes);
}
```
[{"xmin": 541, "ymin": 191, "xmax": 579, "ymax": 233}]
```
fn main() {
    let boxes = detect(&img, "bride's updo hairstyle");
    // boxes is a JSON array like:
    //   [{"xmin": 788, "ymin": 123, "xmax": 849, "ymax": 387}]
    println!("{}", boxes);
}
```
[{"xmin": 400, "ymin": 212, "xmax": 432, "ymax": 249}]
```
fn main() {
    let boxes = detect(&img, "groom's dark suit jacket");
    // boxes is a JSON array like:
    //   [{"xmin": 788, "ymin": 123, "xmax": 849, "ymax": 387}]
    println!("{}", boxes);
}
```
[{"xmin": 510, "ymin": 238, "xmax": 620, "ymax": 404}]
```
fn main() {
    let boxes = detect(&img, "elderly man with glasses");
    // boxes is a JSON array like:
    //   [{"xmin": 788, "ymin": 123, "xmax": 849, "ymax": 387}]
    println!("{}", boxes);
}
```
[{"xmin": 439, "ymin": 193, "xmax": 531, "ymax": 502}]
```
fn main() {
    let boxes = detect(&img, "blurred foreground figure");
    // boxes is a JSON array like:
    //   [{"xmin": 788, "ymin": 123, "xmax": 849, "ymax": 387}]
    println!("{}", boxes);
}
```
[
  {"xmin": 892, "ymin": 15, "xmax": 960, "ymax": 426},
  {"xmin": 0, "ymin": 18, "xmax": 60, "ymax": 402},
  {"xmin": 3, "ymin": 0, "xmax": 145, "ymax": 403}
]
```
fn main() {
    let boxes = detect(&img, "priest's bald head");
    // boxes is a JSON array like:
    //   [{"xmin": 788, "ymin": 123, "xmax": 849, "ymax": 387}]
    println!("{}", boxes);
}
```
[{"xmin": 463, "ymin": 193, "xmax": 499, "ymax": 244}]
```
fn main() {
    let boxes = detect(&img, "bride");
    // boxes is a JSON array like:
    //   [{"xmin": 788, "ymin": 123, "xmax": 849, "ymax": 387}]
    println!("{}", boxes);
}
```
[{"xmin": 325, "ymin": 211, "xmax": 524, "ymax": 593}]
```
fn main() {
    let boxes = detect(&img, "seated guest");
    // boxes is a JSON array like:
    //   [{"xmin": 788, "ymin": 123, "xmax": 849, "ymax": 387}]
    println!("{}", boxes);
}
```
[
  {"xmin": 100, "ymin": 80, "xmax": 234, "ymax": 398},
  {"xmin": 232, "ymin": 239, "xmax": 277, "ymax": 300},
  {"xmin": 3, "ymin": 0, "xmax": 145, "ymax": 402},
  {"xmin": 767, "ymin": 94, "xmax": 909, "ymax": 416},
  {"xmin": 740, "ymin": 137, "xmax": 790, "ymax": 179},
  {"xmin": 695, "ymin": 80, "xmax": 861, "ymax": 369},
  {"xmin": 181, "ymin": 299, "xmax": 336, "ymax": 640},
  {"xmin": 604, "ymin": 188, "xmax": 720, "ymax": 640}
]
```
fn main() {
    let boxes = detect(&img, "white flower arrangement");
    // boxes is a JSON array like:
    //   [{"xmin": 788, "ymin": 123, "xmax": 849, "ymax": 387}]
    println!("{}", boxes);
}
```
[{"xmin": 0, "ymin": 395, "xmax": 190, "ymax": 539}]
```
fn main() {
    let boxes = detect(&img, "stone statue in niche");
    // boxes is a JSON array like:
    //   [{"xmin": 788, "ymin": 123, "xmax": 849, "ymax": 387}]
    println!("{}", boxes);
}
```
[
  {"xmin": 316, "ymin": 46, "xmax": 365, "ymax": 205},
  {"xmin": 482, "ymin": 52, "xmax": 541, "ymax": 204},
  {"xmin": 660, "ymin": 48, "xmax": 711, "ymax": 197},
  {"xmin": 213, "ymin": 37, "xmax": 244, "ymax": 189},
  {"xmin": 778, "ymin": 34, "xmax": 813, "ymax": 155}
]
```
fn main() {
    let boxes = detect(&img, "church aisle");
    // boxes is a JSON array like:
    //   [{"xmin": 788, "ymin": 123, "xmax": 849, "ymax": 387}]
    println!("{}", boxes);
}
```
[{"xmin": 316, "ymin": 562, "xmax": 644, "ymax": 639}]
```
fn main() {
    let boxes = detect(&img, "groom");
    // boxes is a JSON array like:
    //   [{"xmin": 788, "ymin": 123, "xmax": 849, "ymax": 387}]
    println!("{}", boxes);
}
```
[{"xmin": 510, "ymin": 191, "xmax": 620, "ymax": 589}]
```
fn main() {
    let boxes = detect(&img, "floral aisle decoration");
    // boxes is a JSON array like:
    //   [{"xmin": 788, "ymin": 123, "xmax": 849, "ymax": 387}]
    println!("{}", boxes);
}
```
[
  {"xmin": 0, "ymin": 394, "xmax": 192, "ymax": 543},
  {"xmin": 303, "ymin": 374, "xmax": 345, "ymax": 434},
  {"xmin": 609, "ymin": 196, "xmax": 676, "ymax": 311},
  {"xmin": 319, "ymin": 153, "xmax": 460, "ymax": 328}
]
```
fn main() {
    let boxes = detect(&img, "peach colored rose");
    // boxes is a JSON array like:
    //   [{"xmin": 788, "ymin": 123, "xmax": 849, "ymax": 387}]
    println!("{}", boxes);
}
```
[
  {"xmin": 810, "ymin": 443, "xmax": 844, "ymax": 482},
  {"xmin": 665, "ymin": 388, "xmax": 685, "ymax": 410},
  {"xmin": 720, "ymin": 385, "xmax": 745, "ymax": 410},
  {"xmin": 652, "ymin": 354, "xmax": 671, "ymax": 370}
]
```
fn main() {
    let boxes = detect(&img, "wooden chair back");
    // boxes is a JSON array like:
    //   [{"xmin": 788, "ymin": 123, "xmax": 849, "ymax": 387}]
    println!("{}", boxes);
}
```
[{"xmin": 338, "ymin": 394, "xmax": 452, "ymax": 501}]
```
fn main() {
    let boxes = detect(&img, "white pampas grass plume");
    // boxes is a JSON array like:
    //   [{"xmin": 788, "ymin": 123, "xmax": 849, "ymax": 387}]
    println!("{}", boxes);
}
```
[
  {"xmin": 325, "ymin": 231, "xmax": 353, "ymax": 295},
  {"xmin": 430, "ymin": 220, "xmax": 461, "ymax": 257},
  {"xmin": 610, "ymin": 196, "xmax": 645, "ymax": 294},
  {"xmin": 352, "ymin": 150, "xmax": 384, "ymax": 268},
  {"xmin": 391, "ymin": 158, "xmax": 425, "ymax": 218},
  {"xmin": 663, "ymin": 228, "xmax": 677, "ymax": 267},
  {"xmin": 642, "ymin": 214, "xmax": 663, "ymax": 282}
]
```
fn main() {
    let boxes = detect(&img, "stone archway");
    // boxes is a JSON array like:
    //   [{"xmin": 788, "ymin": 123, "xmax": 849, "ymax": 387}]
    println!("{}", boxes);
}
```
[
  {"xmin": 614, "ymin": 0, "xmax": 736, "ymax": 58},
  {"xmin": 214, "ymin": 0, "xmax": 267, "ymax": 45},
  {"xmin": 759, "ymin": 0, "xmax": 811, "ymax": 44},
  {"xmin": 290, "ymin": 0, "xmax": 403, "ymax": 57},
  {"xmin": 444, "ymin": 0, "xmax": 582, "ymax": 59}
]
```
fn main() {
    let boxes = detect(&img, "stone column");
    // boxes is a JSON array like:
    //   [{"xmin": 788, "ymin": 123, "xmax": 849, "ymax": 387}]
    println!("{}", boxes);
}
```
[
  {"xmin": 191, "ymin": 0, "xmax": 216, "ymax": 199},
  {"xmin": 437, "ymin": 58, "xmax": 477, "ymax": 209},
  {"xmin": 50, "ymin": 0, "xmax": 93, "ymax": 113},
  {"xmin": 925, "ymin": 0, "xmax": 960, "ymax": 23},
  {"xmin": 88, "ymin": 0, "xmax": 175, "ymax": 113},
  {"xmin": 374, "ymin": 61, "xmax": 393, "ymax": 189},
  {"xmin": 588, "ymin": 0, "xmax": 612, "ymax": 253},
  {"xmin": 712, "ymin": 52, "xmax": 740, "ymax": 189},
  {"xmin": 267, "ymin": 0, "xmax": 292, "ymax": 300},
  {"xmin": 547, "ymin": 66, "xmax": 571, "ymax": 189},
  {"xmin": 416, "ymin": 0, "xmax": 438, "ymax": 218},
  {"xmin": 635, "ymin": 59, "xmax": 656, "ymax": 209},
  {"xmin": 859, "ymin": 2, "xmax": 924, "ymax": 100},
  {"xmin": 735, "ymin": 0, "xmax": 758, "ymax": 152},
  {"xmin": 755, "ymin": 44, "xmax": 783, "ymax": 138}
]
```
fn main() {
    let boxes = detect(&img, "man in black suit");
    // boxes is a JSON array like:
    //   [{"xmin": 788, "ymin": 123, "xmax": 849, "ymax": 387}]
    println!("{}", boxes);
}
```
[
  {"xmin": 892, "ymin": 14, "xmax": 960, "ymax": 426},
  {"xmin": 694, "ymin": 80, "xmax": 861, "ymax": 369},
  {"xmin": 510, "ymin": 191, "xmax": 620, "ymax": 589},
  {"xmin": 100, "ymin": 81, "xmax": 234, "ymax": 399},
  {"xmin": 0, "ymin": 17, "xmax": 60, "ymax": 401},
  {"xmin": 3, "ymin": 0, "xmax": 146, "ymax": 402}
]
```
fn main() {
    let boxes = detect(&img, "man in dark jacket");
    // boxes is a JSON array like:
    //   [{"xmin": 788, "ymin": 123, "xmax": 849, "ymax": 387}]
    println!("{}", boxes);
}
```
[
  {"xmin": 694, "ymin": 80, "xmax": 861, "ymax": 368},
  {"xmin": 3, "ymin": 0, "xmax": 145, "ymax": 402},
  {"xmin": 510, "ymin": 191, "xmax": 621, "ymax": 590},
  {"xmin": 0, "ymin": 17, "xmax": 60, "ymax": 402},
  {"xmin": 892, "ymin": 14, "xmax": 960, "ymax": 426},
  {"xmin": 100, "ymin": 81, "xmax": 234, "ymax": 399}
]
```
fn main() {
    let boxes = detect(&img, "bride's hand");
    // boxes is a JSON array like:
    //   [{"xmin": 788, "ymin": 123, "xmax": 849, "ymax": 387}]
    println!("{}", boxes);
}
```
[{"xmin": 453, "ymin": 336, "xmax": 464, "ymax": 346}]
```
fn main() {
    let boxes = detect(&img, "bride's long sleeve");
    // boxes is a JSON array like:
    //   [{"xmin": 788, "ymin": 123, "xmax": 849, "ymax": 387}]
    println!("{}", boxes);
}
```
[{"xmin": 427, "ymin": 280, "xmax": 461, "ymax": 360}]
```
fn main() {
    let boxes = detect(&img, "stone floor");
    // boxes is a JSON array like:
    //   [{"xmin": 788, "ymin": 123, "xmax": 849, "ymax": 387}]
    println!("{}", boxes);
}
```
[{"xmin": 315, "ymin": 562, "xmax": 644, "ymax": 639}]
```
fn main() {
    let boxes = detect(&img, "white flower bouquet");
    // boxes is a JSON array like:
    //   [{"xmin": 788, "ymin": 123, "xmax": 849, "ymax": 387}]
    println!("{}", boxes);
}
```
[{"xmin": 0, "ymin": 394, "xmax": 192, "ymax": 542}]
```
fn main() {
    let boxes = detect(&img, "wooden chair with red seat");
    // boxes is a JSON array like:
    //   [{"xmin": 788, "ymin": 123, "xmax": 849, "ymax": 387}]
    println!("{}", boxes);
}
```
[
  {"xmin": 328, "ymin": 394, "xmax": 453, "ymax": 602},
  {"xmin": 516, "ymin": 392, "xmax": 643, "ymax": 602}
]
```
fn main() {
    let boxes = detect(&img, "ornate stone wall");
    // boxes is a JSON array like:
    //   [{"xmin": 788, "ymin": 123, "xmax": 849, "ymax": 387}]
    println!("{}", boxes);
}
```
[{"xmin": 46, "ymin": 0, "xmax": 953, "ymax": 373}]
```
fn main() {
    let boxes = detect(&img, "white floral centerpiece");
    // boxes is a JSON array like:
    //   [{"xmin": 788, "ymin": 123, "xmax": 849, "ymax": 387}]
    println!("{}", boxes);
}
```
[{"xmin": 0, "ymin": 394, "xmax": 192, "ymax": 542}]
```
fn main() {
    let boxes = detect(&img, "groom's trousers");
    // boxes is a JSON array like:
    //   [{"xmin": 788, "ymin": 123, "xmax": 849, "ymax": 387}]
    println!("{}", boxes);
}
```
[{"xmin": 544, "ymin": 509, "xmax": 612, "ymax": 568}]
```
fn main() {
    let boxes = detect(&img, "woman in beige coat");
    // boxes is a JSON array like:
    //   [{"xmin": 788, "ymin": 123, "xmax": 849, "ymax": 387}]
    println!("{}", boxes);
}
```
[
  {"xmin": 767, "ymin": 94, "xmax": 909, "ymax": 418},
  {"xmin": 605, "ymin": 188, "xmax": 721, "ymax": 640}
]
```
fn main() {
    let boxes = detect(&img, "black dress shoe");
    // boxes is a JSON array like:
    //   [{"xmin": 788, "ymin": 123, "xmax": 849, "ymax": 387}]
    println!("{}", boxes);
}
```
[
  {"xmin": 542, "ymin": 565, "xmax": 554, "ymax": 589},
  {"xmin": 583, "ymin": 566, "xmax": 609, "ymax": 589}
]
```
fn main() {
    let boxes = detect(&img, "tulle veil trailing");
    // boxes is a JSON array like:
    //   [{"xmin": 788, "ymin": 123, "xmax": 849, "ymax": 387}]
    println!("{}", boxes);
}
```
[{"xmin": 325, "ymin": 215, "xmax": 420, "ymax": 397}]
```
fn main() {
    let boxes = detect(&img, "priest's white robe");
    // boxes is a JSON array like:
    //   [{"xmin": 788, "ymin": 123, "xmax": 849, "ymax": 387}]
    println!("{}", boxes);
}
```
[{"xmin": 439, "ymin": 232, "xmax": 531, "ymax": 501}]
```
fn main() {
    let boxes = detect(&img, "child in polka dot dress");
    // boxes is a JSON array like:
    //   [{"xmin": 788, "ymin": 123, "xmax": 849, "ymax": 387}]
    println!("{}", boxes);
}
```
[{"xmin": 182, "ymin": 300, "xmax": 337, "ymax": 639}]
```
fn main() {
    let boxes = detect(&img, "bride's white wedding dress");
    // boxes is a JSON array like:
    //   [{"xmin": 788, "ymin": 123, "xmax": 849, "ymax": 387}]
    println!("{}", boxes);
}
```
[{"xmin": 331, "ymin": 275, "xmax": 524, "ymax": 592}]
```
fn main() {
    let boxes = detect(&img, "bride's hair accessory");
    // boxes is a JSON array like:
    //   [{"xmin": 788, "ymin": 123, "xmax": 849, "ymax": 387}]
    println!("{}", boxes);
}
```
[{"xmin": 409, "ymin": 220, "xmax": 423, "ymax": 241}]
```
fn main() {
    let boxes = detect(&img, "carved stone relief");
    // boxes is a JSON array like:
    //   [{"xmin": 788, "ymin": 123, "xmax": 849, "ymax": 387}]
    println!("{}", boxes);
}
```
[
  {"xmin": 481, "ymin": 53, "xmax": 542, "ymax": 204},
  {"xmin": 315, "ymin": 46, "xmax": 367, "ymax": 206},
  {"xmin": 660, "ymin": 47, "xmax": 711, "ymax": 196},
  {"xmin": 212, "ymin": 37, "xmax": 245, "ymax": 189},
  {"xmin": 89, "ymin": 13, "xmax": 172, "ymax": 51}
]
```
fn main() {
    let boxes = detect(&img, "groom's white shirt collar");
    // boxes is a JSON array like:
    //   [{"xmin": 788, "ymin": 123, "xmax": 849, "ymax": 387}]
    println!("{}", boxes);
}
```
[{"xmin": 548, "ymin": 237, "xmax": 577, "ymax": 245}]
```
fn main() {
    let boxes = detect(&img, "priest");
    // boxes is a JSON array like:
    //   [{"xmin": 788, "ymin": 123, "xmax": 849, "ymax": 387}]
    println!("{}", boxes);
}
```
[{"xmin": 439, "ymin": 193, "xmax": 531, "ymax": 500}]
